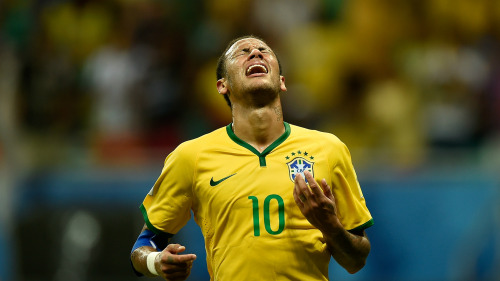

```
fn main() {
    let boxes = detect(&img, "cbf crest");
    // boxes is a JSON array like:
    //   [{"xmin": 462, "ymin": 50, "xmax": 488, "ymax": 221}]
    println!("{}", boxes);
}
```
[{"xmin": 285, "ymin": 150, "xmax": 315, "ymax": 183}]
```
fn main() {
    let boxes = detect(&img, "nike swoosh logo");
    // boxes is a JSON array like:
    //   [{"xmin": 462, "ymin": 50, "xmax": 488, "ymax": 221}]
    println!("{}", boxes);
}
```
[{"xmin": 210, "ymin": 173, "xmax": 236, "ymax": 186}]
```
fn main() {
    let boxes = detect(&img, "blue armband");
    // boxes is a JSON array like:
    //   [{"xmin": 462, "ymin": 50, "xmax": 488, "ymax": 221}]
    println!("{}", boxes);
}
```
[
  {"xmin": 130, "ymin": 229, "xmax": 173, "ymax": 276},
  {"xmin": 131, "ymin": 229, "xmax": 173, "ymax": 253},
  {"xmin": 131, "ymin": 229, "xmax": 156, "ymax": 254}
]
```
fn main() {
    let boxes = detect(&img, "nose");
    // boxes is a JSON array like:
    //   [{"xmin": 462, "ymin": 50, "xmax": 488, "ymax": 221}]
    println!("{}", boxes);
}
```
[{"xmin": 248, "ymin": 48, "xmax": 263, "ymax": 60}]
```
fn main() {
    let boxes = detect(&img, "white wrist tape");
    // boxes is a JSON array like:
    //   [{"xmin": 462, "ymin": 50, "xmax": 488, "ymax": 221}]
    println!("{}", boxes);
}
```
[{"xmin": 147, "ymin": 251, "xmax": 161, "ymax": 276}]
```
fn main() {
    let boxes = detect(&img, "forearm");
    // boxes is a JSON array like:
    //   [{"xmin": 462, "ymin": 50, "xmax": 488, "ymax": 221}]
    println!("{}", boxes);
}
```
[
  {"xmin": 131, "ymin": 246, "xmax": 158, "ymax": 277},
  {"xmin": 292, "ymin": 172, "xmax": 371, "ymax": 273},
  {"xmin": 324, "ymin": 227, "xmax": 371, "ymax": 274}
]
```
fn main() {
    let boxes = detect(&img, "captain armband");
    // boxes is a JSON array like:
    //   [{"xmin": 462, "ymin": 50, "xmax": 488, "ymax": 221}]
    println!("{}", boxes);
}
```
[
  {"xmin": 131, "ymin": 229, "xmax": 173, "ymax": 254},
  {"xmin": 131, "ymin": 229, "xmax": 155, "ymax": 253}
]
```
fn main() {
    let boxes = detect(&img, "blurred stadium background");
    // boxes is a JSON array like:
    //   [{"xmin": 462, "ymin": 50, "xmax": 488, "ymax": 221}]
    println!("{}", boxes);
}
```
[{"xmin": 1, "ymin": 0, "xmax": 499, "ymax": 280}]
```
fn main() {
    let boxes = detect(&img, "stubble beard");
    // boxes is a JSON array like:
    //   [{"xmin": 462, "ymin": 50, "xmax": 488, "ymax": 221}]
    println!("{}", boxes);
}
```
[{"xmin": 233, "ymin": 77, "xmax": 281, "ymax": 108}]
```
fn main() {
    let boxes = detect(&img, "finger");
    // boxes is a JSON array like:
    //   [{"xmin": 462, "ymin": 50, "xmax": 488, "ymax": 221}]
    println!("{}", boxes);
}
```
[
  {"xmin": 166, "ymin": 243, "xmax": 183, "ymax": 254},
  {"xmin": 176, "ymin": 246, "xmax": 186, "ymax": 254},
  {"xmin": 161, "ymin": 264, "xmax": 192, "ymax": 280},
  {"xmin": 163, "ymin": 245, "xmax": 197, "ymax": 264},
  {"xmin": 293, "ymin": 183, "xmax": 304, "ymax": 207},
  {"xmin": 163, "ymin": 257, "xmax": 195, "ymax": 268},
  {"xmin": 295, "ymin": 173, "xmax": 312, "ymax": 198},
  {"xmin": 166, "ymin": 253, "xmax": 197, "ymax": 264},
  {"xmin": 304, "ymin": 171, "xmax": 322, "ymax": 197},
  {"xmin": 320, "ymin": 178, "xmax": 334, "ymax": 200},
  {"xmin": 293, "ymin": 175, "xmax": 301, "ymax": 195},
  {"xmin": 294, "ymin": 174, "xmax": 309, "ymax": 204},
  {"xmin": 166, "ymin": 244, "xmax": 190, "ymax": 256},
  {"xmin": 299, "ymin": 194, "xmax": 307, "ymax": 202}
]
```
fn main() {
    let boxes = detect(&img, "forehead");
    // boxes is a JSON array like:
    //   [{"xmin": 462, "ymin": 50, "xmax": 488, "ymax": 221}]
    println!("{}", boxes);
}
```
[{"xmin": 225, "ymin": 38, "xmax": 271, "ymax": 57}]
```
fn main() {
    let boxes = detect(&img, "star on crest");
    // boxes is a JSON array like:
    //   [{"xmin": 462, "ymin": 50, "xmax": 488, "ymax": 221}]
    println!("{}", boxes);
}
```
[
  {"xmin": 284, "ymin": 150, "xmax": 315, "ymax": 162},
  {"xmin": 285, "ymin": 149, "xmax": 316, "ymax": 183}
]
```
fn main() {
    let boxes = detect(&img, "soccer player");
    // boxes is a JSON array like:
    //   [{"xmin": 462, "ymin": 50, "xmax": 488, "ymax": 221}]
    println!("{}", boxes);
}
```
[{"xmin": 130, "ymin": 35, "xmax": 374, "ymax": 280}]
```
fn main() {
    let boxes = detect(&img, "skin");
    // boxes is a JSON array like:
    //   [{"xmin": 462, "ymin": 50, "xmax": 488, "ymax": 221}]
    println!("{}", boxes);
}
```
[
  {"xmin": 131, "ymin": 37, "xmax": 370, "ymax": 279},
  {"xmin": 218, "ymin": 38, "xmax": 371, "ymax": 273},
  {"xmin": 130, "ymin": 225, "xmax": 197, "ymax": 280},
  {"xmin": 216, "ymin": 38, "xmax": 287, "ymax": 152},
  {"xmin": 293, "ymin": 171, "xmax": 371, "ymax": 273}
]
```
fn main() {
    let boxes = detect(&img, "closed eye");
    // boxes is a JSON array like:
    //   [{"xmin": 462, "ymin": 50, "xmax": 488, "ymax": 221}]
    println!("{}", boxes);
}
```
[
  {"xmin": 232, "ymin": 47, "xmax": 270, "ymax": 58},
  {"xmin": 232, "ymin": 48, "xmax": 250, "ymax": 58},
  {"xmin": 242, "ymin": 47, "xmax": 270, "ymax": 54}
]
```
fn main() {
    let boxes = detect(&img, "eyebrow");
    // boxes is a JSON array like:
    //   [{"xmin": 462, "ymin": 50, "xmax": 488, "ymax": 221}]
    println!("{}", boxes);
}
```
[{"xmin": 234, "ymin": 46, "xmax": 269, "ymax": 55}]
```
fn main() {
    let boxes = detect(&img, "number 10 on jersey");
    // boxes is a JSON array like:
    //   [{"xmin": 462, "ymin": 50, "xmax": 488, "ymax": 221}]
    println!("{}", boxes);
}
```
[{"xmin": 248, "ymin": 195, "xmax": 285, "ymax": 236}]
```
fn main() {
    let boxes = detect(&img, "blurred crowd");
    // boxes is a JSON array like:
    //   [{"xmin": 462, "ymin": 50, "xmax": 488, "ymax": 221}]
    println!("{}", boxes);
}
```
[{"xmin": 1, "ymin": 0, "xmax": 500, "ymax": 172}]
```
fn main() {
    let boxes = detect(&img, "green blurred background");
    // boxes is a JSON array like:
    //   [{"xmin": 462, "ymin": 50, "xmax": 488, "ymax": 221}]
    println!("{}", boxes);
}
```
[{"xmin": 1, "ymin": 0, "xmax": 499, "ymax": 280}]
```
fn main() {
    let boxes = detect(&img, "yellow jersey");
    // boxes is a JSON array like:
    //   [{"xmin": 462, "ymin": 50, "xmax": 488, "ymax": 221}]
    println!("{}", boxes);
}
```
[{"xmin": 140, "ymin": 122, "xmax": 373, "ymax": 281}]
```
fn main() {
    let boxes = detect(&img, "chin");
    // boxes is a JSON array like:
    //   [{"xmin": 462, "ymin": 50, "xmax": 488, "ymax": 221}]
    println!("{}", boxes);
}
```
[
  {"xmin": 247, "ymin": 85, "xmax": 280, "ymax": 107},
  {"xmin": 246, "ymin": 78, "xmax": 279, "ymax": 93}
]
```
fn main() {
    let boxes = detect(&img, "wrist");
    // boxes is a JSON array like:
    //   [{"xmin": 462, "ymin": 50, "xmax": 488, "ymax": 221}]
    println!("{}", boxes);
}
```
[
  {"xmin": 318, "ymin": 216, "xmax": 344, "ymax": 234},
  {"xmin": 146, "ymin": 251, "xmax": 161, "ymax": 276}
]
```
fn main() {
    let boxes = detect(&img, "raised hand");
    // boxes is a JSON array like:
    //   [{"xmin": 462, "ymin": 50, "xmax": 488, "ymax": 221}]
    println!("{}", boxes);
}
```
[
  {"xmin": 292, "ymin": 171, "xmax": 342, "ymax": 233},
  {"xmin": 156, "ymin": 244, "xmax": 197, "ymax": 281}
]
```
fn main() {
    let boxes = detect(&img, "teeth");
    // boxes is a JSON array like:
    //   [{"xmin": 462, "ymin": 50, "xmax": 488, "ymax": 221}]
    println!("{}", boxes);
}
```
[{"xmin": 246, "ymin": 64, "xmax": 268, "ymax": 75}]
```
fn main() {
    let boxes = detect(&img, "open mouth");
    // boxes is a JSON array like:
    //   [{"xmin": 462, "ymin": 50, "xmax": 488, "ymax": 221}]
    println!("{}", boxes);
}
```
[{"xmin": 246, "ymin": 64, "xmax": 268, "ymax": 76}]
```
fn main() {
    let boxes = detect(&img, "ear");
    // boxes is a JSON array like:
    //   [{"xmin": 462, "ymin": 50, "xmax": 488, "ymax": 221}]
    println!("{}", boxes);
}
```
[
  {"xmin": 280, "ymin": 76, "xmax": 287, "ymax": 92},
  {"xmin": 217, "ymin": 78, "xmax": 228, "ymax": 95}
]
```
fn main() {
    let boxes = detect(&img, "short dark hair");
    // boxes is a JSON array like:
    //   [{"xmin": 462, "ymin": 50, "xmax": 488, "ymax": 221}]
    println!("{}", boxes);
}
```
[{"xmin": 216, "ymin": 35, "xmax": 283, "ymax": 107}]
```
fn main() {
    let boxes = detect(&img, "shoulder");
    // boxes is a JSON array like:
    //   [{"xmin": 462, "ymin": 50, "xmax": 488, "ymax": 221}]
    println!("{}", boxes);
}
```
[
  {"xmin": 288, "ymin": 123, "xmax": 346, "ymax": 148},
  {"xmin": 288, "ymin": 123, "xmax": 352, "ymax": 165},
  {"xmin": 171, "ymin": 126, "xmax": 228, "ymax": 157}
]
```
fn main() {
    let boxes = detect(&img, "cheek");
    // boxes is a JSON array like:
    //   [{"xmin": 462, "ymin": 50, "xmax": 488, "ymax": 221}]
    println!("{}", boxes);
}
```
[{"xmin": 226, "ymin": 65, "xmax": 243, "ymax": 81}]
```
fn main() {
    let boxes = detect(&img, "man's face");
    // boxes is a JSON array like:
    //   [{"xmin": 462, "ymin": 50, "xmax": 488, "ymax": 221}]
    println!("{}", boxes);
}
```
[{"xmin": 218, "ymin": 38, "xmax": 286, "ymax": 105}]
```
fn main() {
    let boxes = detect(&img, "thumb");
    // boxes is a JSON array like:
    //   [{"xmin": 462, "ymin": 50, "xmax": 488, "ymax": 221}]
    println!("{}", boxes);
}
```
[{"xmin": 165, "ymin": 243, "xmax": 186, "ymax": 254}]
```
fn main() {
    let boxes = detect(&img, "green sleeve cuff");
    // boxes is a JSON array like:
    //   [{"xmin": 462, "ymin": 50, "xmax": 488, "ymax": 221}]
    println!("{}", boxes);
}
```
[
  {"xmin": 349, "ymin": 218, "xmax": 374, "ymax": 232},
  {"xmin": 139, "ymin": 204, "xmax": 174, "ymax": 238}
]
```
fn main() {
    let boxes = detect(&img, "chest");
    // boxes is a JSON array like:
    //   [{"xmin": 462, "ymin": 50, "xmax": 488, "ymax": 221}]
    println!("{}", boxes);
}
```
[{"xmin": 191, "ymin": 145, "xmax": 332, "ymax": 217}]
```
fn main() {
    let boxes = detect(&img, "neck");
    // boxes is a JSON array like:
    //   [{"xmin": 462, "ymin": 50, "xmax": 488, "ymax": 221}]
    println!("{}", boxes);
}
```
[{"xmin": 231, "ymin": 98, "xmax": 284, "ymax": 153}]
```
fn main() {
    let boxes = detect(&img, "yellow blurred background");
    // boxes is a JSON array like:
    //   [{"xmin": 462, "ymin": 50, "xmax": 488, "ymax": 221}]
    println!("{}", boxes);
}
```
[{"xmin": 1, "ymin": 0, "xmax": 499, "ymax": 280}]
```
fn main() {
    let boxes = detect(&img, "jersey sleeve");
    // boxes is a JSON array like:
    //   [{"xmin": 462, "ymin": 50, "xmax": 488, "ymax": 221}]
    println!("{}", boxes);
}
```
[
  {"xmin": 329, "ymin": 139, "xmax": 374, "ymax": 231},
  {"xmin": 140, "ymin": 142, "xmax": 195, "ymax": 235}
]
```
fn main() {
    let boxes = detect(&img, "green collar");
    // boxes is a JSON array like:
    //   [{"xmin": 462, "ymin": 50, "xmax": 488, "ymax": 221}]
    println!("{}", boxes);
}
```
[{"xmin": 226, "ymin": 122, "xmax": 291, "ymax": 167}]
